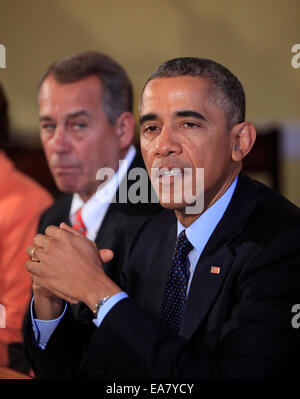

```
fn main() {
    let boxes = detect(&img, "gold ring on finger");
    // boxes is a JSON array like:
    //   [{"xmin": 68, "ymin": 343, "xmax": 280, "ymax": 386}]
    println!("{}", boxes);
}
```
[{"xmin": 29, "ymin": 246, "xmax": 40, "ymax": 262}]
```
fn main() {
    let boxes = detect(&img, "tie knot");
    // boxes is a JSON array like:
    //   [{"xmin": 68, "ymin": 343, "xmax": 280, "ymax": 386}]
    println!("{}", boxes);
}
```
[
  {"xmin": 72, "ymin": 207, "xmax": 87, "ymax": 235},
  {"xmin": 75, "ymin": 207, "xmax": 82, "ymax": 217},
  {"xmin": 175, "ymin": 230, "xmax": 193, "ymax": 257}
]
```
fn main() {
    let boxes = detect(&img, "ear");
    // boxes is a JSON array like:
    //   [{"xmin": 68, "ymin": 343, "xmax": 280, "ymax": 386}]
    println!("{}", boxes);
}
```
[
  {"xmin": 231, "ymin": 122, "xmax": 256, "ymax": 162},
  {"xmin": 114, "ymin": 111, "xmax": 135, "ymax": 151}
]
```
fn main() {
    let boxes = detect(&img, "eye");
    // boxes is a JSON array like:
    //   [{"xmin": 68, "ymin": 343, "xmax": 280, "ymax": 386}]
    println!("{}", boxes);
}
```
[
  {"xmin": 71, "ymin": 122, "xmax": 87, "ymax": 131},
  {"xmin": 143, "ymin": 125, "xmax": 159, "ymax": 133},
  {"xmin": 41, "ymin": 123, "xmax": 56, "ymax": 132},
  {"xmin": 183, "ymin": 121, "xmax": 199, "ymax": 128}
]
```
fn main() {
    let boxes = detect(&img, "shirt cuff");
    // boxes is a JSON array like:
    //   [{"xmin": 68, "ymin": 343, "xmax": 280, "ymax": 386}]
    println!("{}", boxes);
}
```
[
  {"xmin": 31, "ymin": 297, "xmax": 67, "ymax": 350},
  {"xmin": 93, "ymin": 291, "xmax": 128, "ymax": 328}
]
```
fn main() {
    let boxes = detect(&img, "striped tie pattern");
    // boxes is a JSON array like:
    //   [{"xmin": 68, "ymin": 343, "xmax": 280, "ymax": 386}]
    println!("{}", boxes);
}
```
[
  {"xmin": 72, "ymin": 207, "xmax": 87, "ymax": 235},
  {"xmin": 161, "ymin": 230, "xmax": 193, "ymax": 333}
]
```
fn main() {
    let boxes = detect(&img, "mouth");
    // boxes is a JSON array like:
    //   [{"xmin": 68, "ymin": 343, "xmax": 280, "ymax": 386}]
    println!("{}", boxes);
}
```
[
  {"xmin": 53, "ymin": 165, "xmax": 81, "ymax": 174},
  {"xmin": 158, "ymin": 167, "xmax": 183, "ymax": 178}
]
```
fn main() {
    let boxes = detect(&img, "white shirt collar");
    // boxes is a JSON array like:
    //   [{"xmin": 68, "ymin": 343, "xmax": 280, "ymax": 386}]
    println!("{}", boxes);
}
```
[
  {"xmin": 178, "ymin": 176, "xmax": 238, "ymax": 257},
  {"xmin": 70, "ymin": 145, "xmax": 136, "ymax": 240}
]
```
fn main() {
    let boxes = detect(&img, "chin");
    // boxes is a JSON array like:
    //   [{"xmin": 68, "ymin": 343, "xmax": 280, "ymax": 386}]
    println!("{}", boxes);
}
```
[
  {"xmin": 55, "ymin": 180, "xmax": 78, "ymax": 194},
  {"xmin": 158, "ymin": 199, "xmax": 186, "ymax": 210}
]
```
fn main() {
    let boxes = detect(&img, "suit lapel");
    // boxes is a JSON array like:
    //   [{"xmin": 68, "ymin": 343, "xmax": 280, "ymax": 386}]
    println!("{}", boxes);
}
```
[
  {"xmin": 52, "ymin": 194, "xmax": 73, "ymax": 227},
  {"xmin": 94, "ymin": 203, "xmax": 121, "ymax": 249},
  {"xmin": 180, "ymin": 173, "xmax": 259, "ymax": 338},
  {"xmin": 146, "ymin": 228, "xmax": 177, "ymax": 316},
  {"xmin": 180, "ymin": 245, "xmax": 234, "ymax": 339},
  {"xmin": 141, "ymin": 216, "xmax": 177, "ymax": 317}
]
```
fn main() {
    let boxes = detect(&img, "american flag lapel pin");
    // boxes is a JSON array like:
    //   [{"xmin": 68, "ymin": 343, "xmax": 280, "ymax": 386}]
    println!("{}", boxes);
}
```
[{"xmin": 210, "ymin": 266, "xmax": 221, "ymax": 274}]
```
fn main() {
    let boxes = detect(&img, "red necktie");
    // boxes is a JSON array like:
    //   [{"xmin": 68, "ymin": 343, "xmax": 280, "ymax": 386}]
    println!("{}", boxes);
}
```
[{"xmin": 72, "ymin": 208, "xmax": 87, "ymax": 235}]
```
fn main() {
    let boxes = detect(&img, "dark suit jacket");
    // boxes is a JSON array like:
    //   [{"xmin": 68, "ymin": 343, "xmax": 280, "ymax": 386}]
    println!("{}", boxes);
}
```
[{"xmin": 24, "ymin": 173, "xmax": 300, "ymax": 379}]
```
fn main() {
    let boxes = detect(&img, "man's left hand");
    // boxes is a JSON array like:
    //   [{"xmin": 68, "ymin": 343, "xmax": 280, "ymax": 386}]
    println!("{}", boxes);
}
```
[{"xmin": 25, "ymin": 223, "xmax": 121, "ymax": 312}]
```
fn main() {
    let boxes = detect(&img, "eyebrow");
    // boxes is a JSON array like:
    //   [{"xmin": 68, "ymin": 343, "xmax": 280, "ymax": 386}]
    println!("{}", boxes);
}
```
[
  {"xmin": 39, "ymin": 110, "xmax": 90, "ymax": 122},
  {"xmin": 139, "ymin": 113, "xmax": 157, "ymax": 125},
  {"xmin": 139, "ymin": 110, "xmax": 207, "ymax": 126},
  {"xmin": 175, "ymin": 110, "xmax": 207, "ymax": 122}
]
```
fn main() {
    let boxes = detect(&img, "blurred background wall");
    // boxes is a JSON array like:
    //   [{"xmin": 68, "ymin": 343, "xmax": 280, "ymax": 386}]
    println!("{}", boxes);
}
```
[{"xmin": 0, "ymin": 0, "xmax": 299, "ymax": 203}]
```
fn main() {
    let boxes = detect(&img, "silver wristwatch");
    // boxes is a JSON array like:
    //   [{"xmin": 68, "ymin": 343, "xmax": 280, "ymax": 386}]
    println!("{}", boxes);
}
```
[{"xmin": 93, "ymin": 296, "xmax": 111, "ymax": 318}]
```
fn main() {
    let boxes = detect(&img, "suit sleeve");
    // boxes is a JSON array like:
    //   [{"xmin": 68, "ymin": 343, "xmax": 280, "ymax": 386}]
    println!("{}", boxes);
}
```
[{"xmin": 24, "ymin": 302, "xmax": 98, "ymax": 378}]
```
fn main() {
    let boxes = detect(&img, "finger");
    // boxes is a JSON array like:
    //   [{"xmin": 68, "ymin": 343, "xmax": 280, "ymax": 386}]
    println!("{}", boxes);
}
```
[
  {"xmin": 99, "ymin": 249, "xmax": 114, "ymax": 263},
  {"xmin": 26, "ymin": 244, "xmax": 35, "ymax": 257},
  {"xmin": 33, "ymin": 234, "xmax": 51, "ymax": 249},
  {"xmin": 32, "ymin": 276, "xmax": 78, "ymax": 304},
  {"xmin": 45, "ymin": 225, "xmax": 64, "ymax": 238},
  {"xmin": 60, "ymin": 222, "xmax": 86, "ymax": 238},
  {"xmin": 25, "ymin": 259, "xmax": 42, "ymax": 277},
  {"xmin": 26, "ymin": 245, "xmax": 42, "ymax": 262}
]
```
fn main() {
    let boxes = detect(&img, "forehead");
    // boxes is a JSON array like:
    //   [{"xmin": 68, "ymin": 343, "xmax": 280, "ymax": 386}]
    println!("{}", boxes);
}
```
[
  {"xmin": 140, "ymin": 76, "xmax": 214, "ymax": 115},
  {"xmin": 38, "ymin": 75, "xmax": 103, "ymax": 113}
]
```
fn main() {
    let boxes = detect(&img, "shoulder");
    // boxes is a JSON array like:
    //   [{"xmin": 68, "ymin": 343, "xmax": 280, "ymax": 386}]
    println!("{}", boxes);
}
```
[
  {"xmin": 6, "ymin": 167, "xmax": 52, "ymax": 201},
  {"xmin": 240, "ymin": 175, "xmax": 300, "ymax": 243},
  {"xmin": 229, "ymin": 175, "xmax": 300, "ymax": 280},
  {"xmin": 0, "ymin": 168, "xmax": 53, "ymax": 221}
]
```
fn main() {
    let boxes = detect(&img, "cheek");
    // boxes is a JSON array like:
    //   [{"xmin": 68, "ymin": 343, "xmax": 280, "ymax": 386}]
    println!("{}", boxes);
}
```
[
  {"xmin": 141, "ymin": 137, "xmax": 155, "ymax": 165},
  {"xmin": 42, "ymin": 140, "xmax": 54, "ymax": 162},
  {"xmin": 141, "ymin": 150, "xmax": 154, "ymax": 177}
]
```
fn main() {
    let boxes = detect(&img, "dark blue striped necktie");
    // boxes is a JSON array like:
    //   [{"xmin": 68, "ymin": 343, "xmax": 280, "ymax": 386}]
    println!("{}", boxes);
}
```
[{"xmin": 161, "ymin": 230, "xmax": 194, "ymax": 333}]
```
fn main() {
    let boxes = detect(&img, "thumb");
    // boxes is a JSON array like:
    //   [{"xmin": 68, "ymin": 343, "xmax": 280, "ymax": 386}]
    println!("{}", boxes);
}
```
[{"xmin": 99, "ymin": 249, "xmax": 114, "ymax": 263}]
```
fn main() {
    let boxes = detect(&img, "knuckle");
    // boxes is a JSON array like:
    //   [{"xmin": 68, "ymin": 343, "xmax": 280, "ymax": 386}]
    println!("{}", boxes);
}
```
[
  {"xmin": 45, "ymin": 225, "xmax": 58, "ymax": 236},
  {"xmin": 33, "ymin": 234, "xmax": 43, "ymax": 245},
  {"xmin": 47, "ymin": 238, "xmax": 54, "ymax": 252}
]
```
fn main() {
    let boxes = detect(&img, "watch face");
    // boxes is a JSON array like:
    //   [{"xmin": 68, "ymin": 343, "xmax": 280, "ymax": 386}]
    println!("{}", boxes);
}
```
[
  {"xmin": 94, "ymin": 296, "xmax": 110, "ymax": 317},
  {"xmin": 101, "ymin": 296, "xmax": 110, "ymax": 305}
]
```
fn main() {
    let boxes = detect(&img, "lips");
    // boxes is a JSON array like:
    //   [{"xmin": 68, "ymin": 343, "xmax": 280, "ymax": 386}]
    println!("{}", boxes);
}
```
[
  {"xmin": 158, "ymin": 167, "xmax": 182, "ymax": 177},
  {"xmin": 150, "ymin": 164, "xmax": 190, "ymax": 179},
  {"xmin": 53, "ymin": 165, "xmax": 81, "ymax": 174}
]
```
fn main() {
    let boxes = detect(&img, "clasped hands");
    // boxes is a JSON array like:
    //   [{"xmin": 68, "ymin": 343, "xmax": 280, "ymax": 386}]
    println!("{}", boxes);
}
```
[{"xmin": 26, "ymin": 223, "xmax": 121, "ymax": 316}]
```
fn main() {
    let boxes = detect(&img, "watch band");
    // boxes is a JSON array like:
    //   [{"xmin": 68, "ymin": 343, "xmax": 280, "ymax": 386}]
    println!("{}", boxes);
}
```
[{"xmin": 93, "ymin": 296, "xmax": 111, "ymax": 318}]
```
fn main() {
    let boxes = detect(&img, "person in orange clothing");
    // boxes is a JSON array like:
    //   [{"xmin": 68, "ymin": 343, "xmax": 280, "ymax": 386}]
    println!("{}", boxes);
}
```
[{"xmin": 0, "ymin": 83, "xmax": 53, "ymax": 371}]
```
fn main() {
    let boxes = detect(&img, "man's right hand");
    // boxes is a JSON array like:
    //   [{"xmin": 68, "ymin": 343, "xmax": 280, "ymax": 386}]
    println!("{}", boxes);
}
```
[{"xmin": 31, "ymin": 275, "xmax": 65, "ymax": 320}]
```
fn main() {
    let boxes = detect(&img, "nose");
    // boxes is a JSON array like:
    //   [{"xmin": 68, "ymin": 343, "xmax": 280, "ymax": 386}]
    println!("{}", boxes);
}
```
[
  {"xmin": 51, "ymin": 127, "xmax": 71, "ymax": 153},
  {"xmin": 155, "ymin": 125, "xmax": 181, "ymax": 157}
]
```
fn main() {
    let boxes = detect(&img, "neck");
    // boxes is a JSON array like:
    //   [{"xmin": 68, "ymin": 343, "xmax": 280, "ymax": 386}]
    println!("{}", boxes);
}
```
[{"xmin": 175, "ymin": 165, "xmax": 241, "ymax": 228}]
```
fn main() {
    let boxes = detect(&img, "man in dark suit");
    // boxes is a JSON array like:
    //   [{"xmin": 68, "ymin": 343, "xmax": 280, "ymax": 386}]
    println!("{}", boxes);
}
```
[
  {"xmin": 25, "ymin": 57, "xmax": 300, "ymax": 379},
  {"xmin": 35, "ymin": 51, "xmax": 162, "ymax": 286}
]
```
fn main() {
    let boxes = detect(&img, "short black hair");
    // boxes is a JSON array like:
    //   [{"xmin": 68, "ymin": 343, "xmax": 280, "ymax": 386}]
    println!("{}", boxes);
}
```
[
  {"xmin": 0, "ymin": 83, "xmax": 10, "ymax": 150},
  {"xmin": 142, "ymin": 57, "xmax": 245, "ymax": 128},
  {"xmin": 38, "ymin": 51, "xmax": 133, "ymax": 124}
]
